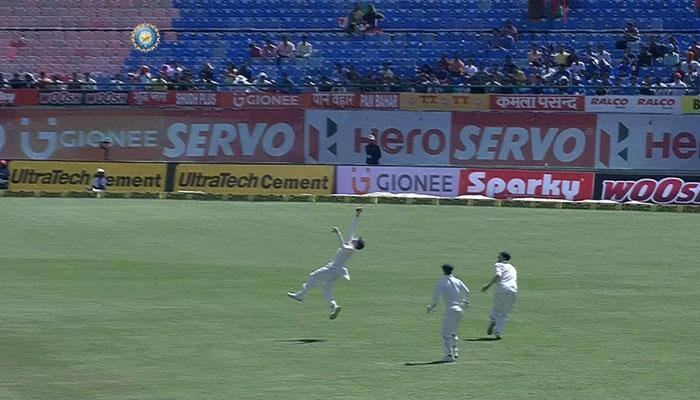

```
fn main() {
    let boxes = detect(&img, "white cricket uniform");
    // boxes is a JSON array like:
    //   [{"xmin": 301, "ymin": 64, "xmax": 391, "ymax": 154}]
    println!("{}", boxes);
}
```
[
  {"xmin": 431, "ymin": 275, "xmax": 470, "ymax": 357},
  {"xmin": 296, "ymin": 216, "xmax": 360, "ymax": 306},
  {"xmin": 489, "ymin": 262, "xmax": 518, "ymax": 336}
]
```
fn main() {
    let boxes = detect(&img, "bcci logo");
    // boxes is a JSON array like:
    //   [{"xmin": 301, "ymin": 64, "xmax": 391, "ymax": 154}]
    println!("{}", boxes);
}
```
[{"xmin": 131, "ymin": 23, "xmax": 160, "ymax": 52}]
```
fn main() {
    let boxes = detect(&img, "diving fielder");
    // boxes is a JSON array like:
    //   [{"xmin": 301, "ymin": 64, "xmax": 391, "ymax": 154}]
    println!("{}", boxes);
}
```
[
  {"xmin": 481, "ymin": 251, "xmax": 518, "ymax": 339},
  {"xmin": 287, "ymin": 208, "xmax": 365, "ymax": 319},
  {"xmin": 427, "ymin": 264, "xmax": 470, "ymax": 362}
]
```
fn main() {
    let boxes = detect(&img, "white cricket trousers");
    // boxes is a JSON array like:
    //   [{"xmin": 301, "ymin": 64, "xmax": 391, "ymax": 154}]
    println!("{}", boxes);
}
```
[
  {"xmin": 297, "ymin": 265, "xmax": 345, "ymax": 306},
  {"xmin": 490, "ymin": 292, "xmax": 516, "ymax": 335},
  {"xmin": 441, "ymin": 306, "xmax": 463, "ymax": 356}
]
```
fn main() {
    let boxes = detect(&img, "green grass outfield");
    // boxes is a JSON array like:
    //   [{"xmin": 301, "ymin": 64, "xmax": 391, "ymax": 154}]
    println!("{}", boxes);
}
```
[{"xmin": 0, "ymin": 199, "xmax": 697, "ymax": 400}]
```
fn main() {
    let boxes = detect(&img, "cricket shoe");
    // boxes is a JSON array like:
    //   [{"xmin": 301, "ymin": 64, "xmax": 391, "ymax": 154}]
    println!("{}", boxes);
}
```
[
  {"xmin": 451, "ymin": 348, "xmax": 459, "ymax": 359},
  {"xmin": 495, "ymin": 333, "xmax": 502, "ymax": 340},
  {"xmin": 287, "ymin": 292, "xmax": 303, "ymax": 302},
  {"xmin": 329, "ymin": 306, "xmax": 342, "ymax": 320},
  {"xmin": 487, "ymin": 321, "xmax": 495, "ymax": 336},
  {"xmin": 441, "ymin": 355, "xmax": 455, "ymax": 363}
]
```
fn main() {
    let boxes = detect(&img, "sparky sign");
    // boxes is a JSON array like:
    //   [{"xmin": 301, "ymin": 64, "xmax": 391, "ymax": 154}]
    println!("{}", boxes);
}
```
[{"xmin": 459, "ymin": 169, "xmax": 595, "ymax": 201}]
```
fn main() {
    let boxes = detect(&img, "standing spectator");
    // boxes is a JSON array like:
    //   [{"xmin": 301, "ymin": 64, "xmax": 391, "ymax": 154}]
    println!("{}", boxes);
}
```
[
  {"xmin": 622, "ymin": 22, "xmax": 640, "ymax": 44},
  {"xmin": 664, "ymin": 49, "xmax": 680, "ymax": 67},
  {"xmin": 503, "ymin": 55, "xmax": 518, "ymax": 76},
  {"xmin": 346, "ymin": 2, "xmax": 365, "ymax": 34},
  {"xmin": 362, "ymin": 4, "xmax": 385, "ymax": 31},
  {"xmin": 682, "ymin": 56, "xmax": 700, "ymax": 74},
  {"xmin": 224, "ymin": 63, "xmax": 238, "ymax": 85},
  {"xmin": 448, "ymin": 53, "xmax": 464, "ymax": 77},
  {"xmin": 90, "ymin": 168, "xmax": 107, "ymax": 192},
  {"xmin": 379, "ymin": 62, "xmax": 394, "ymax": 83},
  {"xmin": 668, "ymin": 72, "xmax": 688, "ymax": 95},
  {"xmin": 0, "ymin": 160, "xmax": 8, "ymax": 190},
  {"xmin": 138, "ymin": 66, "xmax": 152, "ymax": 85},
  {"xmin": 297, "ymin": 35, "xmax": 312, "ymax": 58},
  {"xmin": 239, "ymin": 62, "xmax": 253, "ymax": 81},
  {"xmin": 365, "ymin": 134, "xmax": 381, "ymax": 165},
  {"xmin": 436, "ymin": 53, "xmax": 450, "ymax": 74},
  {"xmin": 263, "ymin": 39, "xmax": 277, "ymax": 58},
  {"xmin": 276, "ymin": 35, "xmax": 296, "ymax": 59},
  {"xmin": 249, "ymin": 42, "xmax": 263, "ymax": 58},
  {"xmin": 81, "ymin": 72, "xmax": 97, "ymax": 90}
]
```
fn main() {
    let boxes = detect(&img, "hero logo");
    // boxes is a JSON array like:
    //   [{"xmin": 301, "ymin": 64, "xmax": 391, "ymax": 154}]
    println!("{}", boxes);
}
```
[
  {"xmin": 355, "ymin": 127, "xmax": 446, "ymax": 155},
  {"xmin": 453, "ymin": 126, "xmax": 590, "ymax": 164},
  {"xmin": 602, "ymin": 178, "xmax": 700, "ymax": 204},
  {"xmin": 164, "ymin": 122, "xmax": 295, "ymax": 158},
  {"xmin": 17, "ymin": 117, "xmax": 158, "ymax": 159},
  {"xmin": 462, "ymin": 170, "xmax": 591, "ymax": 200}
]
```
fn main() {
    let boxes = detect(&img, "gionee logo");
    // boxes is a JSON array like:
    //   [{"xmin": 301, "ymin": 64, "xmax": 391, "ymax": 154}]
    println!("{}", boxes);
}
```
[
  {"xmin": 308, "ymin": 117, "xmax": 338, "ymax": 161},
  {"xmin": 350, "ymin": 167, "xmax": 371, "ymax": 194}
]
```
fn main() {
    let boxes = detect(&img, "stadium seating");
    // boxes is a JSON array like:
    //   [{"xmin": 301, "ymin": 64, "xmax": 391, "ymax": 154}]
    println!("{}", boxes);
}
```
[{"xmin": 0, "ymin": 0, "xmax": 698, "ymax": 85}]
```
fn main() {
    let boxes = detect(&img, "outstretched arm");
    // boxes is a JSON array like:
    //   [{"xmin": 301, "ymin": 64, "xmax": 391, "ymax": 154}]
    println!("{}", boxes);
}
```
[
  {"xmin": 481, "ymin": 274, "xmax": 501, "ymax": 292},
  {"xmin": 332, "ymin": 226, "xmax": 344, "ymax": 247},
  {"xmin": 427, "ymin": 281, "xmax": 441, "ymax": 313},
  {"xmin": 346, "ymin": 207, "xmax": 363, "ymax": 240}
]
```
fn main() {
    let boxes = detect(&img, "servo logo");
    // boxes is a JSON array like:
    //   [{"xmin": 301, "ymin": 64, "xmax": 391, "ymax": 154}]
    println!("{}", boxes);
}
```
[{"xmin": 599, "ymin": 122, "xmax": 630, "ymax": 167}]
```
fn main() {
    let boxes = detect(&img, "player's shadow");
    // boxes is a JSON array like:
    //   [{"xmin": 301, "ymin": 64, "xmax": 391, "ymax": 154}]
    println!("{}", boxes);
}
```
[
  {"xmin": 275, "ymin": 339, "xmax": 327, "ymax": 344},
  {"xmin": 404, "ymin": 360, "xmax": 452, "ymax": 366},
  {"xmin": 464, "ymin": 337, "xmax": 500, "ymax": 342}
]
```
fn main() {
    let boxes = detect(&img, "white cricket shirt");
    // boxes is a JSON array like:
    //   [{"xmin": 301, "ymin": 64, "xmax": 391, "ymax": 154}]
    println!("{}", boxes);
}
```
[
  {"xmin": 431, "ymin": 275, "xmax": 470, "ymax": 309},
  {"xmin": 494, "ymin": 262, "xmax": 518, "ymax": 294}
]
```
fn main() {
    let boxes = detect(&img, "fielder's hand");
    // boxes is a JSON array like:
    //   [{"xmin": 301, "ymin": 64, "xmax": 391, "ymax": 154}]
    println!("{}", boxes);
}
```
[
  {"xmin": 332, "ymin": 226, "xmax": 340, "ymax": 234},
  {"xmin": 426, "ymin": 304, "xmax": 436, "ymax": 314},
  {"xmin": 355, "ymin": 207, "xmax": 363, "ymax": 217},
  {"xmin": 481, "ymin": 285, "xmax": 490, "ymax": 292}
]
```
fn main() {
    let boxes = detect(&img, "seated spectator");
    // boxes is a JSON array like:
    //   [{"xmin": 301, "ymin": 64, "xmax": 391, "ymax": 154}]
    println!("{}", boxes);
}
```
[
  {"xmin": 301, "ymin": 75, "xmax": 318, "ymax": 93},
  {"xmin": 502, "ymin": 19, "xmax": 519, "ymax": 42},
  {"xmin": 110, "ymin": 73, "xmax": 124, "ymax": 90},
  {"xmin": 362, "ymin": 4, "xmax": 384, "ymax": 31},
  {"xmin": 318, "ymin": 75, "xmax": 335, "ymax": 92},
  {"xmin": 609, "ymin": 77, "xmax": 626, "ymax": 94},
  {"xmin": 437, "ymin": 53, "xmax": 450, "ymax": 72},
  {"xmin": 333, "ymin": 62, "xmax": 349, "ymax": 84},
  {"xmin": 279, "ymin": 73, "xmax": 295, "ymax": 93},
  {"xmin": 503, "ymin": 55, "xmax": 518, "ymax": 76},
  {"xmin": 168, "ymin": 72, "xmax": 180, "ymax": 90},
  {"xmin": 664, "ymin": 50, "xmax": 680, "ymax": 67},
  {"xmin": 470, "ymin": 64, "xmax": 490, "ymax": 91},
  {"xmin": 622, "ymin": 22, "xmax": 640, "ymax": 43},
  {"xmin": 485, "ymin": 72, "xmax": 502, "ymax": 93},
  {"xmin": 648, "ymin": 35, "xmax": 667, "ymax": 59},
  {"xmin": 138, "ymin": 66, "xmax": 152, "ymax": 85},
  {"xmin": 0, "ymin": 160, "xmax": 8, "ymax": 190},
  {"xmin": 528, "ymin": 44, "xmax": 544, "ymax": 67},
  {"xmin": 276, "ymin": 35, "xmax": 296, "ymax": 58},
  {"xmin": 347, "ymin": 65, "xmax": 361, "ymax": 84},
  {"xmin": 682, "ymin": 57, "xmax": 700, "ymax": 73},
  {"xmin": 253, "ymin": 72, "xmax": 274, "ymax": 91},
  {"xmin": 668, "ymin": 72, "xmax": 688, "ymax": 95},
  {"xmin": 231, "ymin": 74, "xmax": 253, "ymax": 92},
  {"xmin": 570, "ymin": 56, "xmax": 585, "ymax": 78},
  {"xmin": 554, "ymin": 45, "xmax": 570, "ymax": 66},
  {"xmin": 379, "ymin": 62, "xmax": 394, "ymax": 83},
  {"xmin": 595, "ymin": 44, "xmax": 612, "ymax": 65},
  {"xmin": 36, "ymin": 72, "xmax": 52, "ymax": 89},
  {"xmin": 66, "ymin": 72, "xmax": 81, "ymax": 90},
  {"xmin": 249, "ymin": 42, "xmax": 263, "ymax": 58},
  {"xmin": 177, "ymin": 70, "xmax": 195, "ymax": 90},
  {"xmin": 263, "ymin": 39, "xmax": 277, "ymax": 58},
  {"xmin": 81, "ymin": 72, "xmax": 97, "ymax": 90},
  {"xmin": 448, "ymin": 53, "xmax": 465, "ymax": 77},
  {"xmin": 224, "ymin": 63, "xmax": 238, "ymax": 85},
  {"xmin": 296, "ymin": 35, "xmax": 312, "ymax": 58},
  {"xmin": 690, "ymin": 40, "xmax": 700, "ymax": 60},
  {"xmin": 653, "ymin": 77, "xmax": 669, "ymax": 95},
  {"xmin": 464, "ymin": 58, "xmax": 478, "ymax": 77},
  {"xmin": 639, "ymin": 76, "xmax": 654, "ymax": 95},
  {"xmin": 91, "ymin": 168, "xmax": 107, "ymax": 192},
  {"xmin": 239, "ymin": 62, "xmax": 253, "ymax": 81},
  {"xmin": 621, "ymin": 48, "xmax": 638, "ymax": 65},
  {"xmin": 627, "ymin": 75, "xmax": 640, "ymax": 95},
  {"xmin": 149, "ymin": 71, "xmax": 169, "ymax": 91},
  {"xmin": 512, "ymin": 68, "xmax": 527, "ymax": 86}
]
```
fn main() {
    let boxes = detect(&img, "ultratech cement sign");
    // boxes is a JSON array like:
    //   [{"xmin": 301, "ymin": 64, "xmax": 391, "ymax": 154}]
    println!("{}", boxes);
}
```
[
  {"xmin": 7, "ymin": 161, "xmax": 166, "ymax": 192},
  {"xmin": 595, "ymin": 173, "xmax": 700, "ymax": 204},
  {"xmin": 174, "ymin": 164, "xmax": 333, "ymax": 195}
]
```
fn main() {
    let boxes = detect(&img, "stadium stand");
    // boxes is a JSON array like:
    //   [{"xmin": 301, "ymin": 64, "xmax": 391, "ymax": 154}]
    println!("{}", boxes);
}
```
[{"xmin": 0, "ymin": 0, "xmax": 699, "ymax": 94}]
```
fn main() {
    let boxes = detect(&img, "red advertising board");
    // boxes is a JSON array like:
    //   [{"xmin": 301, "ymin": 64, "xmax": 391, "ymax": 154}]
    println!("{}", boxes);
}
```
[
  {"xmin": 450, "ymin": 112, "xmax": 596, "ymax": 168},
  {"xmin": 309, "ymin": 92, "xmax": 399, "ymax": 109},
  {"xmin": 490, "ymin": 95, "xmax": 584, "ymax": 111},
  {"xmin": 0, "ymin": 108, "xmax": 304, "ymax": 163},
  {"xmin": 0, "ymin": 89, "xmax": 39, "ymax": 106},
  {"xmin": 459, "ymin": 169, "xmax": 595, "ymax": 200},
  {"xmin": 128, "ymin": 91, "xmax": 175, "ymax": 106}
]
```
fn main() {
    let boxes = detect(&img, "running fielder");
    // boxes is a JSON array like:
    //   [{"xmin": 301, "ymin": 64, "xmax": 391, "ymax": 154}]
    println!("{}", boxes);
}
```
[
  {"xmin": 427, "ymin": 264, "xmax": 470, "ymax": 363},
  {"xmin": 481, "ymin": 251, "xmax": 518, "ymax": 340},
  {"xmin": 287, "ymin": 207, "xmax": 365, "ymax": 319}
]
